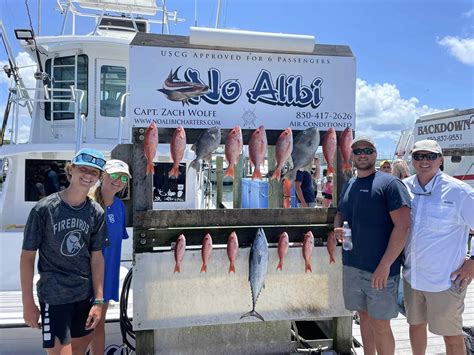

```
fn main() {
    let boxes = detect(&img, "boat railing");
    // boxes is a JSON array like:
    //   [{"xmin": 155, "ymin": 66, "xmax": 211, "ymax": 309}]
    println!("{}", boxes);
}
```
[
  {"xmin": 56, "ymin": 0, "xmax": 184, "ymax": 36},
  {"xmin": 119, "ymin": 92, "xmax": 130, "ymax": 145}
]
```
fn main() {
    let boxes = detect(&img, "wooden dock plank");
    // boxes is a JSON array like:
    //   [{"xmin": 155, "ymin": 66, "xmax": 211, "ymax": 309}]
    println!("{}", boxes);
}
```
[{"xmin": 353, "ymin": 283, "xmax": 474, "ymax": 354}]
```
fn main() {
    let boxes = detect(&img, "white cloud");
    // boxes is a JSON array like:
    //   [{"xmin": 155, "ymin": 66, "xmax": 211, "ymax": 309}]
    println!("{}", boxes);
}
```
[
  {"xmin": 355, "ymin": 79, "xmax": 438, "ymax": 158},
  {"xmin": 463, "ymin": 8, "xmax": 474, "ymax": 18},
  {"xmin": 437, "ymin": 36, "xmax": 474, "ymax": 66},
  {"xmin": 0, "ymin": 52, "xmax": 37, "ymax": 88}
]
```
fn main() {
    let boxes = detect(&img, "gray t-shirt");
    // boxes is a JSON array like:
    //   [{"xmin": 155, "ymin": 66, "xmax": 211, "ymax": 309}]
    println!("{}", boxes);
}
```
[{"xmin": 22, "ymin": 192, "xmax": 107, "ymax": 305}]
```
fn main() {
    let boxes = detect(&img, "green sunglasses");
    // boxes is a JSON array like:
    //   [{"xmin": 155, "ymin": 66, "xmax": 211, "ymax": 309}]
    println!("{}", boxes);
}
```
[{"xmin": 109, "ymin": 172, "xmax": 129, "ymax": 183}]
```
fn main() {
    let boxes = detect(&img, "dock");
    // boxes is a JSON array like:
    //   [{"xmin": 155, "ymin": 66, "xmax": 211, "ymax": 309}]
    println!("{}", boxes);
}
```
[{"xmin": 353, "ymin": 283, "xmax": 474, "ymax": 354}]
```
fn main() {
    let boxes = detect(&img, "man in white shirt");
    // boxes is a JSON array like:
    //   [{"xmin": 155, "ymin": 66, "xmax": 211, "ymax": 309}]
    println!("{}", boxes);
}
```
[{"xmin": 403, "ymin": 139, "xmax": 474, "ymax": 355}]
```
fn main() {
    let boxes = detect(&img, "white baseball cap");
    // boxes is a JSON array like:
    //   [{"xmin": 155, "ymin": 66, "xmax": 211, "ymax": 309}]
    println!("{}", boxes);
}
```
[
  {"xmin": 411, "ymin": 140, "xmax": 442, "ymax": 154},
  {"xmin": 104, "ymin": 159, "xmax": 132, "ymax": 178}
]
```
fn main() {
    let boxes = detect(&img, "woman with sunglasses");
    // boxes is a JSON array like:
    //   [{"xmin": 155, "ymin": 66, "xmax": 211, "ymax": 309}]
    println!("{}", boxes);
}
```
[
  {"xmin": 88, "ymin": 159, "xmax": 131, "ymax": 354},
  {"xmin": 21, "ymin": 148, "xmax": 107, "ymax": 354}
]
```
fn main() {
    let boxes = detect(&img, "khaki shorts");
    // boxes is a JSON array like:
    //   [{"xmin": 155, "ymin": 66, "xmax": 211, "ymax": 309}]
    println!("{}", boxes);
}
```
[{"xmin": 403, "ymin": 279, "xmax": 466, "ymax": 336}]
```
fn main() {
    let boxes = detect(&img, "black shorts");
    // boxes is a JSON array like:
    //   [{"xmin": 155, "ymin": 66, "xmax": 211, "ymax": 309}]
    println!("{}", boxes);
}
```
[{"xmin": 40, "ymin": 298, "xmax": 93, "ymax": 348}]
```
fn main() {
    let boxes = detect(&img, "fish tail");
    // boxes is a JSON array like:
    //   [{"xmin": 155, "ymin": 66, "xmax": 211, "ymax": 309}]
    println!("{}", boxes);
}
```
[
  {"xmin": 283, "ymin": 198, "xmax": 291, "ymax": 208},
  {"xmin": 228, "ymin": 263, "xmax": 235, "ymax": 273},
  {"xmin": 189, "ymin": 159, "xmax": 200, "ymax": 172},
  {"xmin": 270, "ymin": 168, "xmax": 281, "ymax": 181},
  {"xmin": 343, "ymin": 162, "xmax": 351, "ymax": 172},
  {"xmin": 329, "ymin": 255, "xmax": 335, "ymax": 264},
  {"xmin": 240, "ymin": 309, "xmax": 265, "ymax": 321},
  {"xmin": 174, "ymin": 264, "xmax": 180, "ymax": 273},
  {"xmin": 252, "ymin": 169, "xmax": 262, "ymax": 180},
  {"xmin": 200, "ymin": 263, "xmax": 207, "ymax": 273},
  {"xmin": 168, "ymin": 165, "xmax": 179, "ymax": 178},
  {"xmin": 146, "ymin": 161, "xmax": 155, "ymax": 175},
  {"xmin": 225, "ymin": 165, "xmax": 234, "ymax": 177},
  {"xmin": 305, "ymin": 262, "xmax": 312, "ymax": 273},
  {"xmin": 327, "ymin": 166, "xmax": 335, "ymax": 174},
  {"xmin": 277, "ymin": 260, "xmax": 283, "ymax": 271}
]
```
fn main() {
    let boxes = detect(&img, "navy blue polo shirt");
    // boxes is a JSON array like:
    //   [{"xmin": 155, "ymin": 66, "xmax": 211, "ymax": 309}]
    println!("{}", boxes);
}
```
[{"xmin": 337, "ymin": 171, "xmax": 411, "ymax": 276}]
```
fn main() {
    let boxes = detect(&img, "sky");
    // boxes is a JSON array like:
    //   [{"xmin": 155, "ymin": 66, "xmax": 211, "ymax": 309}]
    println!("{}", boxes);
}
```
[{"xmin": 1, "ymin": 0, "xmax": 473, "ymax": 158}]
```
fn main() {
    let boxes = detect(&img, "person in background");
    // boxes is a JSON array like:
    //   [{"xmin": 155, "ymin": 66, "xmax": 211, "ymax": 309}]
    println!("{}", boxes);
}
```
[
  {"xmin": 379, "ymin": 160, "xmax": 392, "ymax": 174},
  {"xmin": 295, "ymin": 169, "xmax": 316, "ymax": 208},
  {"xmin": 331, "ymin": 136, "xmax": 411, "ymax": 355},
  {"xmin": 402, "ymin": 140, "xmax": 474, "ymax": 355},
  {"xmin": 87, "ymin": 159, "xmax": 132, "ymax": 354},
  {"xmin": 322, "ymin": 173, "xmax": 333, "ymax": 208},
  {"xmin": 311, "ymin": 157, "xmax": 321, "ymax": 200},
  {"xmin": 44, "ymin": 162, "xmax": 61, "ymax": 196},
  {"xmin": 392, "ymin": 159, "xmax": 411, "ymax": 180},
  {"xmin": 20, "ymin": 148, "xmax": 107, "ymax": 354}
]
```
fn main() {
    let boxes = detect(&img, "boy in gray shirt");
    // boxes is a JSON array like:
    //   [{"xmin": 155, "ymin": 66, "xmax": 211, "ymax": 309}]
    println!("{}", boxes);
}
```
[{"xmin": 21, "ymin": 148, "xmax": 107, "ymax": 353}]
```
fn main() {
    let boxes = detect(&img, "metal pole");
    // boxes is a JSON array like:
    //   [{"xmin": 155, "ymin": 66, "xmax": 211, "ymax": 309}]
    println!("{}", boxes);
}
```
[
  {"xmin": 194, "ymin": 0, "xmax": 198, "ymax": 26},
  {"xmin": 215, "ymin": 0, "xmax": 221, "ymax": 28},
  {"xmin": 37, "ymin": 0, "xmax": 41, "ymax": 35}
]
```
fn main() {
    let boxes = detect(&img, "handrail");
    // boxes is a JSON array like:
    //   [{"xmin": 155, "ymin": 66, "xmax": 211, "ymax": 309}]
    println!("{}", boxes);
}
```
[
  {"xmin": 73, "ymin": 87, "xmax": 85, "ymax": 152},
  {"xmin": 118, "ymin": 92, "xmax": 130, "ymax": 145}
]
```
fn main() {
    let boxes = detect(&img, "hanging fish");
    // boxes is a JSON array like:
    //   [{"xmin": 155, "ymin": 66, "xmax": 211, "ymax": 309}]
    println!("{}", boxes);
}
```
[
  {"xmin": 144, "ymin": 122, "xmax": 158, "ymax": 175},
  {"xmin": 241, "ymin": 228, "xmax": 268, "ymax": 321},
  {"xmin": 189, "ymin": 127, "xmax": 221, "ymax": 173},
  {"xmin": 173, "ymin": 234, "xmax": 186, "ymax": 273},
  {"xmin": 276, "ymin": 232, "xmax": 289, "ymax": 271},
  {"xmin": 225, "ymin": 126, "xmax": 243, "ymax": 178},
  {"xmin": 248, "ymin": 126, "xmax": 268, "ymax": 180},
  {"xmin": 322, "ymin": 128, "xmax": 337, "ymax": 174},
  {"xmin": 327, "ymin": 231, "xmax": 336, "ymax": 264},
  {"xmin": 271, "ymin": 128, "xmax": 293, "ymax": 181},
  {"xmin": 200, "ymin": 233, "xmax": 213, "ymax": 273},
  {"xmin": 227, "ymin": 231, "xmax": 239, "ymax": 273},
  {"xmin": 169, "ymin": 125, "xmax": 187, "ymax": 178},
  {"xmin": 302, "ymin": 231, "xmax": 314, "ymax": 273},
  {"xmin": 284, "ymin": 127, "xmax": 320, "ymax": 182},
  {"xmin": 339, "ymin": 127, "xmax": 353, "ymax": 173}
]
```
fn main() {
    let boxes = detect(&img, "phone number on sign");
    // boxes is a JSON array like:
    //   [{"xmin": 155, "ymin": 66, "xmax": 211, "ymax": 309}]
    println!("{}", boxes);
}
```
[
  {"xmin": 296, "ymin": 111, "xmax": 353, "ymax": 119},
  {"xmin": 426, "ymin": 134, "xmax": 463, "ymax": 142}
]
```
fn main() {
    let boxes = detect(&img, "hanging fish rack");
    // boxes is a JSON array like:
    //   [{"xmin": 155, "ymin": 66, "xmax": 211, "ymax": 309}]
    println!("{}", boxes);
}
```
[{"xmin": 111, "ymin": 127, "xmax": 352, "ymax": 355}]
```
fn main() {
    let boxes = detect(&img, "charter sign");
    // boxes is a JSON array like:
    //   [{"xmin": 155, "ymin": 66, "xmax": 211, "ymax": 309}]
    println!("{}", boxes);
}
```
[
  {"xmin": 129, "ymin": 45, "xmax": 356, "ymax": 131},
  {"xmin": 415, "ymin": 114, "xmax": 474, "ymax": 149}
]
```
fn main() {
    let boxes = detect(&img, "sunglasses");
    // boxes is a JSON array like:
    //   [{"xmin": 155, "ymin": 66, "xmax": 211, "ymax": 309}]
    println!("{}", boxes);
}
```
[
  {"xmin": 74, "ymin": 153, "xmax": 106, "ymax": 168},
  {"xmin": 109, "ymin": 172, "xmax": 129, "ymax": 183},
  {"xmin": 412, "ymin": 153, "xmax": 440, "ymax": 161},
  {"xmin": 352, "ymin": 148, "xmax": 375, "ymax": 155}
]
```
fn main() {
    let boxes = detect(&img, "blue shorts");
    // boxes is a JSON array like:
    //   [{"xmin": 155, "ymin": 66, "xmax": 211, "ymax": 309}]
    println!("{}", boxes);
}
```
[
  {"xmin": 39, "ymin": 298, "xmax": 93, "ymax": 348},
  {"xmin": 343, "ymin": 265, "xmax": 400, "ymax": 320}
]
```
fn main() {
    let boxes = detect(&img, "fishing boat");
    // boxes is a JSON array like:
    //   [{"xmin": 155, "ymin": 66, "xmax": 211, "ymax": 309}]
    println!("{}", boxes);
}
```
[{"xmin": 0, "ymin": 1, "xmax": 197, "ymax": 352}]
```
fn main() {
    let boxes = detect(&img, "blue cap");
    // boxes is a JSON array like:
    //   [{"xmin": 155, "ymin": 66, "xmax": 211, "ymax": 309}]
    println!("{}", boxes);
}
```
[{"xmin": 72, "ymin": 148, "xmax": 106, "ymax": 171}]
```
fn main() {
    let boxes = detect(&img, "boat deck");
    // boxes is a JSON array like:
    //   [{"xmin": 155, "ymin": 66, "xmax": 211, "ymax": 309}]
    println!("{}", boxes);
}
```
[{"xmin": 353, "ymin": 283, "xmax": 474, "ymax": 354}]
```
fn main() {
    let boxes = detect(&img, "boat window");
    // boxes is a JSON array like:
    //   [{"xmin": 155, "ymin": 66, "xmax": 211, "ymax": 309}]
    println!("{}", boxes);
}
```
[
  {"xmin": 451, "ymin": 156, "xmax": 462, "ymax": 163},
  {"xmin": 25, "ymin": 159, "xmax": 69, "ymax": 201},
  {"xmin": 100, "ymin": 65, "xmax": 127, "ymax": 117},
  {"xmin": 44, "ymin": 55, "xmax": 88, "ymax": 120}
]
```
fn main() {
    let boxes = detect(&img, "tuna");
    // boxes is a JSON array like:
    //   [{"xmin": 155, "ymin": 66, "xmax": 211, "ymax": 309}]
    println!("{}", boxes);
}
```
[
  {"xmin": 284, "ymin": 127, "xmax": 320, "ymax": 182},
  {"xmin": 322, "ymin": 128, "xmax": 337, "ymax": 174},
  {"xmin": 248, "ymin": 126, "xmax": 268, "ymax": 180},
  {"xmin": 169, "ymin": 125, "xmax": 187, "ymax": 178},
  {"xmin": 224, "ymin": 126, "xmax": 243, "ymax": 178},
  {"xmin": 174, "ymin": 234, "xmax": 186, "ymax": 273},
  {"xmin": 144, "ymin": 122, "xmax": 159, "ymax": 175},
  {"xmin": 302, "ymin": 231, "xmax": 314, "ymax": 273},
  {"xmin": 339, "ymin": 127, "xmax": 353, "ymax": 172},
  {"xmin": 276, "ymin": 232, "xmax": 289, "ymax": 271},
  {"xmin": 200, "ymin": 233, "xmax": 213, "ymax": 273},
  {"xmin": 241, "ymin": 228, "xmax": 268, "ymax": 321},
  {"xmin": 227, "ymin": 231, "xmax": 239, "ymax": 273},
  {"xmin": 271, "ymin": 128, "xmax": 293, "ymax": 181},
  {"xmin": 189, "ymin": 127, "xmax": 221, "ymax": 173}
]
